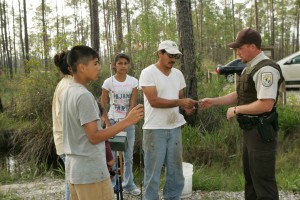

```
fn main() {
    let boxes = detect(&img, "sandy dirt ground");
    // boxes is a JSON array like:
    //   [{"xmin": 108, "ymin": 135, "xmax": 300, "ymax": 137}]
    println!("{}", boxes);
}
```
[{"xmin": 1, "ymin": 177, "xmax": 300, "ymax": 200}]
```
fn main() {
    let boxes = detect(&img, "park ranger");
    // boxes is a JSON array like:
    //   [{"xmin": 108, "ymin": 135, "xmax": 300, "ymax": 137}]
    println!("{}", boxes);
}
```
[{"xmin": 200, "ymin": 27, "xmax": 284, "ymax": 200}]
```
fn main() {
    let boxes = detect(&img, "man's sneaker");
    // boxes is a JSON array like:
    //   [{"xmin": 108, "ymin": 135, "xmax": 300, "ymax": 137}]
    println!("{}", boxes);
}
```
[{"xmin": 125, "ymin": 188, "xmax": 141, "ymax": 196}]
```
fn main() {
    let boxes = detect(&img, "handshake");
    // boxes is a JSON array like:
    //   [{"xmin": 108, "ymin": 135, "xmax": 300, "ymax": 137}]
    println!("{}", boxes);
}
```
[
  {"xmin": 179, "ymin": 97, "xmax": 216, "ymax": 115},
  {"xmin": 126, "ymin": 97, "xmax": 212, "ymax": 119},
  {"xmin": 179, "ymin": 98, "xmax": 212, "ymax": 108},
  {"xmin": 179, "ymin": 98, "xmax": 200, "ymax": 115}
]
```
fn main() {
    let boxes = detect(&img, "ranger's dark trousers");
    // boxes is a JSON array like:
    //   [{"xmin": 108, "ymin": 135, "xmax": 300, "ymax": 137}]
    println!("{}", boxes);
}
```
[{"xmin": 243, "ymin": 127, "xmax": 279, "ymax": 200}]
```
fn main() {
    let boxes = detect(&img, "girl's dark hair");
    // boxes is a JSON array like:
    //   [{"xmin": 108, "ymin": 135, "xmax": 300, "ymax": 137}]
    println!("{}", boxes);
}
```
[
  {"xmin": 53, "ymin": 50, "xmax": 71, "ymax": 75},
  {"xmin": 113, "ymin": 53, "xmax": 130, "ymax": 65},
  {"xmin": 67, "ymin": 45, "xmax": 99, "ymax": 73}
]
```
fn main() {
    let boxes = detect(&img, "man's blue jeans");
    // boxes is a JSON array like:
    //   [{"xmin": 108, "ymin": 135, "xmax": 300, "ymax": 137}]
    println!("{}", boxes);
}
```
[
  {"xmin": 59, "ymin": 154, "xmax": 70, "ymax": 200},
  {"xmin": 110, "ymin": 119, "xmax": 137, "ymax": 191},
  {"xmin": 143, "ymin": 127, "xmax": 184, "ymax": 200}
]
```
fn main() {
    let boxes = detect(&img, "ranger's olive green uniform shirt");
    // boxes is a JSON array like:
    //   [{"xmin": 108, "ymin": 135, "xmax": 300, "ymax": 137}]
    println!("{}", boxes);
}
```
[{"xmin": 237, "ymin": 52, "xmax": 281, "ymax": 105}]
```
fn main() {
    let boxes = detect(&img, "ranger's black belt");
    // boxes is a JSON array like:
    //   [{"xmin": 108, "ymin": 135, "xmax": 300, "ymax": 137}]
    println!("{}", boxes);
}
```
[{"xmin": 236, "ymin": 107, "xmax": 278, "ymax": 143}]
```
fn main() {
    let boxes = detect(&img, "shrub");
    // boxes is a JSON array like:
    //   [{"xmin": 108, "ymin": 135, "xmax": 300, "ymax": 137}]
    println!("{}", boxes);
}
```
[
  {"xmin": 277, "ymin": 104, "xmax": 300, "ymax": 139},
  {"xmin": 0, "ymin": 113, "xmax": 16, "ymax": 152},
  {"xmin": 0, "ymin": 75, "xmax": 20, "ymax": 112},
  {"xmin": 182, "ymin": 120, "xmax": 242, "ymax": 166},
  {"xmin": 10, "ymin": 69, "xmax": 59, "ymax": 166}
]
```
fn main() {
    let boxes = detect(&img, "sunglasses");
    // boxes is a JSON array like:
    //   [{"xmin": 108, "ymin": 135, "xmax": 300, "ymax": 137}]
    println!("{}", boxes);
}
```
[{"xmin": 166, "ymin": 53, "xmax": 181, "ymax": 59}]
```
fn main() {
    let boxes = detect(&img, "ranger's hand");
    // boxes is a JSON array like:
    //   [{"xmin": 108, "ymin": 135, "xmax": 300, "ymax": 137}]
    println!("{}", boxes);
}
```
[
  {"xmin": 226, "ymin": 107, "xmax": 236, "ymax": 120},
  {"xmin": 199, "ymin": 98, "xmax": 214, "ymax": 109}
]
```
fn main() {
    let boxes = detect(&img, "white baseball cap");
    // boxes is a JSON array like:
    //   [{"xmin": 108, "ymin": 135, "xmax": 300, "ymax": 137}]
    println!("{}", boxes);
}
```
[{"xmin": 158, "ymin": 40, "xmax": 182, "ymax": 55}]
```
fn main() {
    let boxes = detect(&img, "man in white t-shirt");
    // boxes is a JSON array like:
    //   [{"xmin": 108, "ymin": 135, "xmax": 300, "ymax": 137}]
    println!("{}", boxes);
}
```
[{"xmin": 139, "ymin": 40, "xmax": 196, "ymax": 200}]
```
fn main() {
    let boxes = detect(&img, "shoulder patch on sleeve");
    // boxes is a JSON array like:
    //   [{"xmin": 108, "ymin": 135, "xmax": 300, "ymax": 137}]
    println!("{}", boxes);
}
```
[{"xmin": 261, "ymin": 72, "xmax": 273, "ymax": 87}]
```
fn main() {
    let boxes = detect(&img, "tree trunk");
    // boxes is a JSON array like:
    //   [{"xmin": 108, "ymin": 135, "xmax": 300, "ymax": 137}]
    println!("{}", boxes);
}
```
[
  {"xmin": 232, "ymin": 0, "xmax": 236, "ymax": 58},
  {"xmin": 12, "ymin": 2, "xmax": 17, "ymax": 73},
  {"xmin": 42, "ymin": 0, "xmax": 49, "ymax": 71},
  {"xmin": 55, "ymin": 0, "xmax": 59, "ymax": 51},
  {"xmin": 0, "ymin": 1, "xmax": 13, "ymax": 79},
  {"xmin": 116, "ymin": 0, "xmax": 124, "ymax": 52},
  {"xmin": 175, "ymin": 0, "xmax": 198, "ymax": 125},
  {"xmin": 2, "ymin": 1, "xmax": 13, "ymax": 78},
  {"xmin": 23, "ymin": 0, "xmax": 30, "ymax": 74},
  {"xmin": 296, "ymin": 5, "xmax": 299, "ymax": 52},
  {"xmin": 280, "ymin": 0, "xmax": 284, "ymax": 58},
  {"xmin": 254, "ymin": 0, "xmax": 259, "ymax": 31},
  {"xmin": 79, "ymin": 0, "xmax": 85, "ymax": 44},
  {"xmin": 125, "ymin": 0, "xmax": 131, "ymax": 56},
  {"xmin": 18, "ymin": 0, "xmax": 25, "ymax": 62},
  {"xmin": 102, "ymin": 0, "xmax": 112, "ymax": 61},
  {"xmin": 90, "ymin": 0, "xmax": 100, "ymax": 52},
  {"xmin": 200, "ymin": 0, "xmax": 203, "ymax": 53},
  {"xmin": 0, "ymin": 1, "xmax": 7, "ymax": 72},
  {"xmin": 271, "ymin": 0, "xmax": 275, "ymax": 59},
  {"xmin": 194, "ymin": 0, "xmax": 201, "ymax": 52},
  {"xmin": 72, "ymin": 2, "xmax": 78, "ymax": 44},
  {"xmin": 61, "ymin": 1, "xmax": 65, "ymax": 36}
]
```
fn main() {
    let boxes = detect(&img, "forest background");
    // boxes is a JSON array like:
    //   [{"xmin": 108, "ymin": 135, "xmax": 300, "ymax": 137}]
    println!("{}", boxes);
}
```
[{"xmin": 1, "ymin": 0, "xmax": 300, "ymax": 195}]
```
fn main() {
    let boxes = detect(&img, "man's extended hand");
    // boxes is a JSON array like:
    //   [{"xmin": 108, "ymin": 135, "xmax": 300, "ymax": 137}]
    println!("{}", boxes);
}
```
[
  {"xmin": 184, "ymin": 107, "xmax": 196, "ymax": 115},
  {"xmin": 179, "ymin": 98, "xmax": 197, "ymax": 109}
]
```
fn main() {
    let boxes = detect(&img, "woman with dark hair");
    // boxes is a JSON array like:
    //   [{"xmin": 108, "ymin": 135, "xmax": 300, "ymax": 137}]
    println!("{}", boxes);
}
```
[
  {"xmin": 100, "ymin": 53, "xmax": 140, "ymax": 196},
  {"xmin": 52, "ymin": 50, "xmax": 73, "ymax": 200}
]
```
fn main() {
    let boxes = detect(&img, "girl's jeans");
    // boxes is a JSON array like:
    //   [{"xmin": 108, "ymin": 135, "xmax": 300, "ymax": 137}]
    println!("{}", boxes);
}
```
[
  {"xmin": 59, "ymin": 154, "xmax": 70, "ymax": 200},
  {"xmin": 110, "ymin": 119, "xmax": 137, "ymax": 191}
]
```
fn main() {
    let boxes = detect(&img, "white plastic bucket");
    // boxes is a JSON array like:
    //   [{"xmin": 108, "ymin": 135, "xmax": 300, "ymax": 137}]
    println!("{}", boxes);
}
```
[{"xmin": 180, "ymin": 162, "xmax": 193, "ymax": 198}]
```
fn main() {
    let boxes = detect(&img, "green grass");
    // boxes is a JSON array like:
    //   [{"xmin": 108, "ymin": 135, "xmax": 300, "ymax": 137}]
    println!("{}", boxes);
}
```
[
  {"xmin": 0, "ymin": 169, "xmax": 19, "ymax": 184},
  {"xmin": 193, "ymin": 163, "xmax": 244, "ymax": 191},
  {"xmin": 0, "ymin": 75, "xmax": 21, "ymax": 112},
  {"xmin": 0, "ymin": 192, "xmax": 21, "ymax": 200},
  {"xmin": 276, "ymin": 132, "xmax": 300, "ymax": 192},
  {"xmin": 0, "ymin": 113, "xmax": 17, "ymax": 130},
  {"xmin": 0, "ymin": 158, "xmax": 64, "ymax": 185},
  {"xmin": 277, "ymin": 165, "xmax": 300, "ymax": 192}
]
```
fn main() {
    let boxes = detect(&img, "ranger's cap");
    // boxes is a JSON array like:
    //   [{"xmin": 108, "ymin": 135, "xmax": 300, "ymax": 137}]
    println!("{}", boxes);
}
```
[{"xmin": 228, "ymin": 28, "xmax": 261, "ymax": 49}]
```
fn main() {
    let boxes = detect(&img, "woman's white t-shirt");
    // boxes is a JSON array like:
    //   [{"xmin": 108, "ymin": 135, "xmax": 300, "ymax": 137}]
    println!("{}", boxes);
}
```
[{"xmin": 102, "ymin": 75, "xmax": 138, "ymax": 120}]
